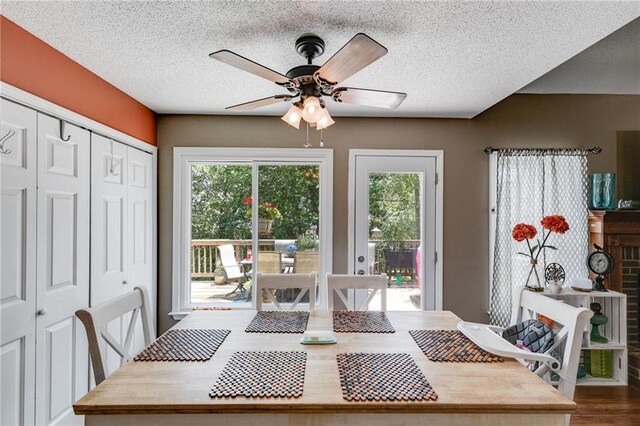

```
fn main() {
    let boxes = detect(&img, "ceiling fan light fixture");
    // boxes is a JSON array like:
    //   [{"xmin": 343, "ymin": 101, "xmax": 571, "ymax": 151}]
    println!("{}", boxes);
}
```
[
  {"xmin": 281, "ymin": 104, "xmax": 303, "ymax": 129},
  {"xmin": 316, "ymin": 108, "xmax": 335, "ymax": 130},
  {"xmin": 301, "ymin": 96, "xmax": 324, "ymax": 123}
]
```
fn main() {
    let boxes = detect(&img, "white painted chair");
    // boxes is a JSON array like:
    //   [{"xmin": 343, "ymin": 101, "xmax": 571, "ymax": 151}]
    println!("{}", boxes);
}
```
[
  {"xmin": 255, "ymin": 273, "xmax": 316, "ymax": 311},
  {"xmin": 76, "ymin": 286, "xmax": 154, "ymax": 385},
  {"xmin": 327, "ymin": 273, "xmax": 388, "ymax": 311},
  {"xmin": 458, "ymin": 286, "xmax": 592, "ymax": 400}
]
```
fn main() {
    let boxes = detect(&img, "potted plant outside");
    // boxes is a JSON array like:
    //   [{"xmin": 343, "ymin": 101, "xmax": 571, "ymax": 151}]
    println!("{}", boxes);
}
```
[{"xmin": 243, "ymin": 196, "xmax": 283, "ymax": 236}]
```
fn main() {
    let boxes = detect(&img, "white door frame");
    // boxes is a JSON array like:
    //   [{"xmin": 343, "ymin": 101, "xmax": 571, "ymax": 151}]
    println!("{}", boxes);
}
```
[{"xmin": 347, "ymin": 149, "xmax": 443, "ymax": 310}]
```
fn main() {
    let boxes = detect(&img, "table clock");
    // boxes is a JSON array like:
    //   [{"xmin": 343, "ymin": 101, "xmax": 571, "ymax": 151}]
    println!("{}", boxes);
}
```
[{"xmin": 587, "ymin": 244, "xmax": 613, "ymax": 292}]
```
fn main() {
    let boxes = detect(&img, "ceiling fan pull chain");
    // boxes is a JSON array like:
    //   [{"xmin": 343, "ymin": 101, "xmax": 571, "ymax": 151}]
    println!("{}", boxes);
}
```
[
  {"xmin": 304, "ymin": 122, "xmax": 311, "ymax": 148},
  {"xmin": 320, "ymin": 128, "xmax": 324, "ymax": 147}
]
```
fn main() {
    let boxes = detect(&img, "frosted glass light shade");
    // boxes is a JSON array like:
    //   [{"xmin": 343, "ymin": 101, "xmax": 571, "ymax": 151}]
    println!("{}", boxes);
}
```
[
  {"xmin": 281, "ymin": 105, "xmax": 302, "ymax": 129},
  {"xmin": 316, "ymin": 108, "xmax": 335, "ymax": 130},
  {"xmin": 301, "ymin": 96, "xmax": 324, "ymax": 123}
]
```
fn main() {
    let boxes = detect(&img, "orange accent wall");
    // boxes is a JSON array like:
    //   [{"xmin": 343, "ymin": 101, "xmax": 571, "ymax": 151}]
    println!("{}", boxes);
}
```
[{"xmin": 1, "ymin": 16, "xmax": 156, "ymax": 145}]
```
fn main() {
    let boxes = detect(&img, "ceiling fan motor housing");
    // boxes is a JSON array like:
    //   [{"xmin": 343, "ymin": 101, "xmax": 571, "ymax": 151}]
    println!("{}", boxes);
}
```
[{"xmin": 295, "ymin": 33, "xmax": 325, "ymax": 64}]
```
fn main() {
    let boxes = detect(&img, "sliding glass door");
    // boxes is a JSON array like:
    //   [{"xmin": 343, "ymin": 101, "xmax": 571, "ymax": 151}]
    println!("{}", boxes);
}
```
[{"xmin": 173, "ymin": 148, "xmax": 332, "ymax": 314}]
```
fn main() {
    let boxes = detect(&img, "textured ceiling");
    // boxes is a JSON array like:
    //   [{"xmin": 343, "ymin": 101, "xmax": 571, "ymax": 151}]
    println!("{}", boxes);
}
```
[
  {"xmin": 2, "ymin": 1, "xmax": 639, "ymax": 118},
  {"xmin": 520, "ymin": 17, "xmax": 640, "ymax": 94}
]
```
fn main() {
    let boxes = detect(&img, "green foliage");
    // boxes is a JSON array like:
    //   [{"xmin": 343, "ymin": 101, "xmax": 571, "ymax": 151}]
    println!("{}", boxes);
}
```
[
  {"xmin": 190, "ymin": 164, "xmax": 320, "ymax": 240},
  {"xmin": 369, "ymin": 173, "xmax": 420, "ymax": 249},
  {"xmin": 296, "ymin": 229, "xmax": 318, "ymax": 251}
]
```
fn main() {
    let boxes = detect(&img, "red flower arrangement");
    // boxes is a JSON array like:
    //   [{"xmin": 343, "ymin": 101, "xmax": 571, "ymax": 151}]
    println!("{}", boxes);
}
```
[
  {"xmin": 512, "ymin": 215, "xmax": 570, "ymax": 291},
  {"xmin": 243, "ymin": 196, "xmax": 282, "ymax": 220}
]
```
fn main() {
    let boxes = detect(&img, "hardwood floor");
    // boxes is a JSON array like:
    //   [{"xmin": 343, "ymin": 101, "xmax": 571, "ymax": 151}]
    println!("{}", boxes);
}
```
[{"xmin": 572, "ymin": 385, "xmax": 640, "ymax": 425}]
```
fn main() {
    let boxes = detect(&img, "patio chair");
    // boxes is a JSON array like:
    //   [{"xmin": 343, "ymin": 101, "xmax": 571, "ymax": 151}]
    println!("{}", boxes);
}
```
[
  {"xmin": 257, "ymin": 251, "xmax": 282, "ymax": 273},
  {"xmin": 76, "ymin": 286, "xmax": 154, "ymax": 385},
  {"xmin": 293, "ymin": 251, "xmax": 319, "ymax": 274},
  {"xmin": 256, "ymin": 273, "xmax": 316, "ymax": 311},
  {"xmin": 218, "ymin": 244, "xmax": 248, "ymax": 298},
  {"xmin": 327, "ymin": 273, "xmax": 388, "ymax": 311}
]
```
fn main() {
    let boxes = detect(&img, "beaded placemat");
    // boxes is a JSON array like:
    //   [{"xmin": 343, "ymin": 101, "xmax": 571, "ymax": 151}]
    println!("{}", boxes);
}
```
[
  {"xmin": 333, "ymin": 311, "xmax": 395, "ymax": 333},
  {"xmin": 134, "ymin": 329, "xmax": 230, "ymax": 362},
  {"xmin": 210, "ymin": 351, "xmax": 307, "ymax": 399},
  {"xmin": 336, "ymin": 353, "xmax": 438, "ymax": 402},
  {"xmin": 245, "ymin": 311, "xmax": 309, "ymax": 333},
  {"xmin": 409, "ymin": 330, "xmax": 503, "ymax": 363}
]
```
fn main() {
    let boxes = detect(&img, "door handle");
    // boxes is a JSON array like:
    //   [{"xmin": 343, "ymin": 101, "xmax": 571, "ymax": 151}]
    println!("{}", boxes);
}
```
[
  {"xmin": 122, "ymin": 280, "xmax": 129, "ymax": 285},
  {"xmin": 357, "ymin": 270, "xmax": 365, "ymax": 275},
  {"xmin": 37, "ymin": 308, "xmax": 47, "ymax": 316}
]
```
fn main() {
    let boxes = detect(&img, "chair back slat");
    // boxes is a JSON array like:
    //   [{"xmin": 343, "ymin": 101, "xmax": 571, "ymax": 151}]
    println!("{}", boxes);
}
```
[
  {"xmin": 255, "ymin": 273, "xmax": 316, "ymax": 311},
  {"xmin": 327, "ymin": 274, "xmax": 387, "ymax": 311},
  {"xmin": 76, "ymin": 286, "xmax": 154, "ymax": 385}
]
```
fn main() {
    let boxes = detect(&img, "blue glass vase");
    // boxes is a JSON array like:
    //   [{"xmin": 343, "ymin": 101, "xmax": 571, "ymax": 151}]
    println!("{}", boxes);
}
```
[
  {"xmin": 602, "ymin": 173, "xmax": 616, "ymax": 210},
  {"xmin": 591, "ymin": 174, "xmax": 605, "ymax": 209}
]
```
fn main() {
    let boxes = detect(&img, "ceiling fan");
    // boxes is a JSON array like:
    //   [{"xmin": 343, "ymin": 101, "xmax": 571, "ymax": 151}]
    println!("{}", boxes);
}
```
[{"xmin": 209, "ymin": 33, "xmax": 407, "ymax": 129}]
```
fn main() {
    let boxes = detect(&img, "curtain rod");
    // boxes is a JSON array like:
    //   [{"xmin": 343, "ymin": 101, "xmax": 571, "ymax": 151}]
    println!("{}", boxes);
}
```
[{"xmin": 483, "ymin": 146, "xmax": 602, "ymax": 155}]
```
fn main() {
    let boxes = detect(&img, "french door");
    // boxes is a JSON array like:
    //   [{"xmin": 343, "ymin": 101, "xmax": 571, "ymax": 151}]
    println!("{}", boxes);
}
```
[{"xmin": 349, "ymin": 150, "xmax": 442, "ymax": 311}]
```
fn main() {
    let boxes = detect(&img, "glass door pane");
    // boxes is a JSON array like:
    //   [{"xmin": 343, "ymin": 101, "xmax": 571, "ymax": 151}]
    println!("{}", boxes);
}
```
[
  {"xmin": 368, "ymin": 172, "xmax": 422, "ymax": 310},
  {"xmin": 256, "ymin": 164, "xmax": 320, "ymax": 309},
  {"xmin": 189, "ymin": 163, "xmax": 253, "ymax": 306}
]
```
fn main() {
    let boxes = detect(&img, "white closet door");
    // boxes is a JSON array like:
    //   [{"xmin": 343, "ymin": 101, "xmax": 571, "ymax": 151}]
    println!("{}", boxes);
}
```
[
  {"xmin": 0, "ymin": 100, "xmax": 37, "ymax": 426},
  {"xmin": 35, "ymin": 114, "xmax": 89, "ymax": 426},
  {"xmin": 127, "ymin": 146, "xmax": 155, "ymax": 350},
  {"xmin": 90, "ymin": 134, "xmax": 128, "ymax": 378}
]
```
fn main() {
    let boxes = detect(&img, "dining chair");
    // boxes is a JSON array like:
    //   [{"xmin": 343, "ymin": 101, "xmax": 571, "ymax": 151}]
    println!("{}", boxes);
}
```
[
  {"xmin": 76, "ymin": 286, "xmax": 154, "ymax": 385},
  {"xmin": 327, "ymin": 273, "xmax": 388, "ymax": 311},
  {"xmin": 256, "ymin": 273, "xmax": 316, "ymax": 311}
]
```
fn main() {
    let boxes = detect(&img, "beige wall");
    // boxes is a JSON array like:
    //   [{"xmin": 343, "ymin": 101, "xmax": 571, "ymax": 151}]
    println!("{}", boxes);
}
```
[{"xmin": 157, "ymin": 94, "xmax": 640, "ymax": 333}]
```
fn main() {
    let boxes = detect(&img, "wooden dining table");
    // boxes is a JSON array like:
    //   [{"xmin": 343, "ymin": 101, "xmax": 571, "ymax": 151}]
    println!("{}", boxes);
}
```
[{"xmin": 74, "ymin": 310, "xmax": 575, "ymax": 425}]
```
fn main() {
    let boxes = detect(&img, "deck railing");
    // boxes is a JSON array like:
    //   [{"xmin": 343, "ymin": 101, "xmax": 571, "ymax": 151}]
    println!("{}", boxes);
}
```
[{"xmin": 190, "ymin": 239, "xmax": 420, "ymax": 279}]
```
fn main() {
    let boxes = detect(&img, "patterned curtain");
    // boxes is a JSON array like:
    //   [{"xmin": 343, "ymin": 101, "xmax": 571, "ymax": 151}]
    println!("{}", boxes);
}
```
[{"xmin": 490, "ymin": 149, "xmax": 589, "ymax": 327}]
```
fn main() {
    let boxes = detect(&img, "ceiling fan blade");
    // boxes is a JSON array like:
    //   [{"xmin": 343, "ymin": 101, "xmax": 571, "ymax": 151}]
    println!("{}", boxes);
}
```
[
  {"xmin": 209, "ymin": 50, "xmax": 291, "ymax": 85},
  {"xmin": 331, "ymin": 87, "xmax": 407, "ymax": 109},
  {"xmin": 226, "ymin": 94, "xmax": 294, "ymax": 111},
  {"xmin": 316, "ymin": 33, "xmax": 388, "ymax": 85}
]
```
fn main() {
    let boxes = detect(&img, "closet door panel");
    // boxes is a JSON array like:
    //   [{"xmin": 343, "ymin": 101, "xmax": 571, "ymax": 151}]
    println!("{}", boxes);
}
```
[
  {"xmin": 127, "ymin": 147, "xmax": 155, "ymax": 349},
  {"xmin": 0, "ymin": 100, "xmax": 37, "ymax": 426},
  {"xmin": 35, "ymin": 115, "xmax": 89, "ymax": 426},
  {"xmin": 90, "ymin": 135, "xmax": 129, "ymax": 382},
  {"xmin": 91, "ymin": 134, "xmax": 127, "ymax": 305}
]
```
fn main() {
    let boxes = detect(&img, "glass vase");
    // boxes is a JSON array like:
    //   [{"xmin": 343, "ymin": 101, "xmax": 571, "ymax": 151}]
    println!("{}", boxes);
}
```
[
  {"xmin": 602, "ymin": 173, "xmax": 616, "ymax": 210},
  {"xmin": 524, "ymin": 259, "xmax": 543, "ymax": 292},
  {"xmin": 591, "ymin": 174, "xmax": 604, "ymax": 209}
]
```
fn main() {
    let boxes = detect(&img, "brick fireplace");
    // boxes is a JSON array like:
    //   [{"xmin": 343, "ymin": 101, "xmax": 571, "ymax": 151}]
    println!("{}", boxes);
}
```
[{"xmin": 623, "ymin": 246, "xmax": 640, "ymax": 386}]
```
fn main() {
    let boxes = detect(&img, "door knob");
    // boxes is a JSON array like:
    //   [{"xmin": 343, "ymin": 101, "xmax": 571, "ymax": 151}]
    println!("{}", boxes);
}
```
[
  {"xmin": 357, "ymin": 270, "xmax": 365, "ymax": 275},
  {"xmin": 122, "ymin": 280, "xmax": 129, "ymax": 285},
  {"xmin": 37, "ymin": 308, "xmax": 47, "ymax": 316}
]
